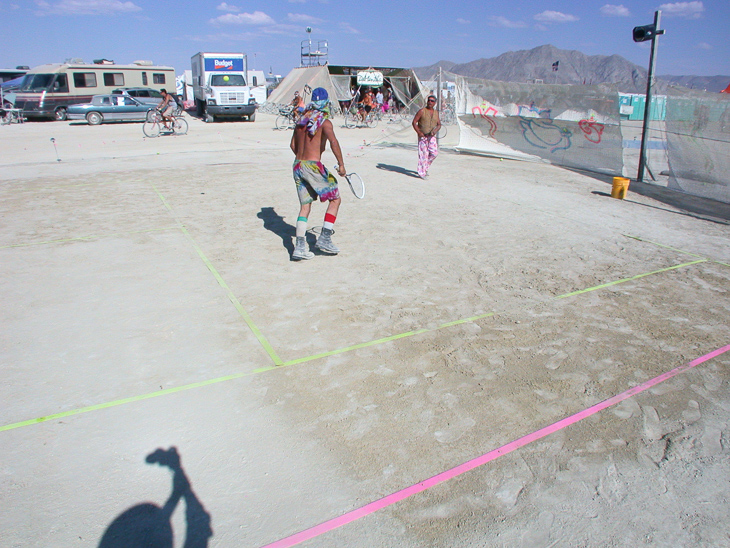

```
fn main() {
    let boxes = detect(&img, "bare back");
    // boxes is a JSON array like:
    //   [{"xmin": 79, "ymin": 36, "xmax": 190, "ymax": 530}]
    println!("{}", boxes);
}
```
[{"xmin": 290, "ymin": 119, "xmax": 345, "ymax": 169}]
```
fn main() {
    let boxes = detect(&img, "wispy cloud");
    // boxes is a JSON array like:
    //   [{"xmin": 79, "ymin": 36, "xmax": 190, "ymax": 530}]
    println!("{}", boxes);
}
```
[
  {"xmin": 488, "ymin": 16, "xmax": 528, "ymax": 28},
  {"xmin": 339, "ymin": 22, "xmax": 360, "ymax": 34},
  {"xmin": 35, "ymin": 0, "xmax": 142, "ymax": 15},
  {"xmin": 456, "ymin": 18, "xmax": 470, "ymax": 24},
  {"xmin": 658, "ymin": 1, "xmax": 704, "ymax": 18},
  {"xmin": 217, "ymin": 2, "xmax": 239, "ymax": 12},
  {"xmin": 210, "ymin": 10, "xmax": 275, "ymax": 25},
  {"xmin": 600, "ymin": 4, "xmax": 630, "ymax": 16},
  {"xmin": 696, "ymin": 42, "xmax": 712, "ymax": 50},
  {"xmin": 287, "ymin": 13, "xmax": 323, "ymax": 24},
  {"xmin": 534, "ymin": 10, "xmax": 579, "ymax": 23}
]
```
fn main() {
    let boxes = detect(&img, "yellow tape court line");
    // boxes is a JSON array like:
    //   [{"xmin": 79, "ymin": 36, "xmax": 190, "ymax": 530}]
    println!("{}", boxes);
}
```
[
  {"xmin": 0, "ymin": 258, "xmax": 709, "ymax": 434},
  {"xmin": 624, "ymin": 234, "xmax": 730, "ymax": 267},
  {"xmin": 152, "ymin": 185, "xmax": 283, "ymax": 366}
]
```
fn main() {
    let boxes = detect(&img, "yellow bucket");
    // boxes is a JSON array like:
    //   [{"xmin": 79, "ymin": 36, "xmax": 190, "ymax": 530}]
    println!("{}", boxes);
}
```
[{"xmin": 611, "ymin": 177, "xmax": 630, "ymax": 199}]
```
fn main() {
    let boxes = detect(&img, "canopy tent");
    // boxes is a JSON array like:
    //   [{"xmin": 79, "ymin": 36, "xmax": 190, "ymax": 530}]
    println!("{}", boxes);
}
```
[{"xmin": 266, "ymin": 65, "xmax": 427, "ymax": 114}]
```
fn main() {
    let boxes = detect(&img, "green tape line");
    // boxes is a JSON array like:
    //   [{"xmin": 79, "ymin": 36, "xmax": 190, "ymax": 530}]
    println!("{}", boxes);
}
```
[
  {"xmin": 555, "ymin": 260, "xmax": 706, "ymax": 299},
  {"xmin": 0, "ymin": 227, "xmax": 180, "ymax": 249},
  {"xmin": 623, "ymin": 234, "xmax": 707, "ymax": 259},
  {"xmin": 152, "ymin": 186, "xmax": 282, "ymax": 366},
  {"xmin": 0, "ymin": 255, "xmax": 707, "ymax": 433},
  {"xmin": 0, "ymin": 371, "xmax": 276, "ymax": 433},
  {"xmin": 282, "ymin": 312, "xmax": 496, "ymax": 367}
]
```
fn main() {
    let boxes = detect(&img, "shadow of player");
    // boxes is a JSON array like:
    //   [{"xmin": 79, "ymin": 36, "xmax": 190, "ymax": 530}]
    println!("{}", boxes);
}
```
[
  {"xmin": 376, "ymin": 163, "xmax": 420, "ymax": 178},
  {"xmin": 98, "ymin": 447, "xmax": 212, "ymax": 548},
  {"xmin": 258, "ymin": 206, "xmax": 319, "ymax": 258}
]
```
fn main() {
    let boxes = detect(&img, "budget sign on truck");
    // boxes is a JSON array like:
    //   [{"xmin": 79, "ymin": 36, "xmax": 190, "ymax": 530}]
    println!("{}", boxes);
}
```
[{"xmin": 191, "ymin": 52, "xmax": 257, "ymax": 122}]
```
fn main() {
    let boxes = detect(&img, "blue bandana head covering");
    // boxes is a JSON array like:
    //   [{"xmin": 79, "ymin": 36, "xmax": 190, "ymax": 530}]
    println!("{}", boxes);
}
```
[{"xmin": 297, "ymin": 88, "xmax": 331, "ymax": 135}]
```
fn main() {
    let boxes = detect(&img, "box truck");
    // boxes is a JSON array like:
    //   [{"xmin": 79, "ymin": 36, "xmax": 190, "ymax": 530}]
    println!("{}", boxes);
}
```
[{"xmin": 191, "ymin": 52, "xmax": 257, "ymax": 122}]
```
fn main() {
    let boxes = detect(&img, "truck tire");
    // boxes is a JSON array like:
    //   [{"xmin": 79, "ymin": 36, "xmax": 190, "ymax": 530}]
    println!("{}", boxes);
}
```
[
  {"xmin": 248, "ymin": 112, "xmax": 256, "ymax": 122},
  {"xmin": 206, "ymin": 113, "xmax": 215, "ymax": 123},
  {"xmin": 196, "ymin": 99, "xmax": 204, "ymax": 118}
]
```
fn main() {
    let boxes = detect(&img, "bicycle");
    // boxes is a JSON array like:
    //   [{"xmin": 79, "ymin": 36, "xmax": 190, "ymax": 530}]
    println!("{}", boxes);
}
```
[
  {"xmin": 343, "ymin": 105, "xmax": 378, "ymax": 128},
  {"xmin": 0, "ymin": 107, "xmax": 26, "ymax": 125},
  {"xmin": 143, "ymin": 107, "xmax": 188, "ymax": 138},
  {"xmin": 441, "ymin": 104, "xmax": 457, "ymax": 126},
  {"xmin": 275, "ymin": 106, "xmax": 298, "ymax": 130}
]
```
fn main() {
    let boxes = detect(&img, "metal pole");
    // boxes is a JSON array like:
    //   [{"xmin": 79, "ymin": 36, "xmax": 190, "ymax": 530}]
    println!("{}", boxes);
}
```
[
  {"xmin": 437, "ymin": 67, "xmax": 442, "ymax": 142},
  {"xmin": 637, "ymin": 10, "xmax": 661, "ymax": 182}
]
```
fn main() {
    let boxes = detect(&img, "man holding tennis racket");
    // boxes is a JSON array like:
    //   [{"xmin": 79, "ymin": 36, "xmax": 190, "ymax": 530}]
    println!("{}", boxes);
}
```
[
  {"xmin": 290, "ymin": 87, "xmax": 347, "ymax": 260},
  {"xmin": 412, "ymin": 95, "xmax": 441, "ymax": 179}
]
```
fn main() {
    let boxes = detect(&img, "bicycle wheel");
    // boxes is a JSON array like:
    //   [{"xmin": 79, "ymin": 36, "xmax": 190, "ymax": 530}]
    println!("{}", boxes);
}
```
[
  {"xmin": 366, "ymin": 114, "xmax": 378, "ymax": 128},
  {"xmin": 146, "ymin": 109, "xmax": 161, "ymax": 123},
  {"xmin": 344, "ymin": 113, "xmax": 356, "ymax": 129},
  {"xmin": 143, "ymin": 121, "xmax": 161, "ymax": 138},
  {"xmin": 172, "ymin": 117, "xmax": 188, "ymax": 135},
  {"xmin": 276, "ymin": 115, "xmax": 291, "ymax": 130}
]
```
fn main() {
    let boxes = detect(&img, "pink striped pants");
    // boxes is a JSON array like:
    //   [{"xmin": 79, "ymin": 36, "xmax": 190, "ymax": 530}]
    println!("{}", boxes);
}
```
[{"xmin": 417, "ymin": 136, "xmax": 438, "ymax": 177}]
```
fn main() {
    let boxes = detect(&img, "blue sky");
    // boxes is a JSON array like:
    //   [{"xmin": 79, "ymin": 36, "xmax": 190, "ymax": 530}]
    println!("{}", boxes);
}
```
[{"xmin": 1, "ymin": 0, "xmax": 728, "ymax": 77}]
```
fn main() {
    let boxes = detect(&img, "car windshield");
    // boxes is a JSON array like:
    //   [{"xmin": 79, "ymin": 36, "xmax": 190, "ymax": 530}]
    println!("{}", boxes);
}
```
[
  {"xmin": 210, "ymin": 74, "xmax": 246, "ymax": 86},
  {"xmin": 20, "ymin": 74, "xmax": 55, "ymax": 92}
]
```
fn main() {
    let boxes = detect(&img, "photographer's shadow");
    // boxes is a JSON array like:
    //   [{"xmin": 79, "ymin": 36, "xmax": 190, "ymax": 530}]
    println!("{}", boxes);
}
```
[{"xmin": 98, "ymin": 447, "xmax": 212, "ymax": 548}]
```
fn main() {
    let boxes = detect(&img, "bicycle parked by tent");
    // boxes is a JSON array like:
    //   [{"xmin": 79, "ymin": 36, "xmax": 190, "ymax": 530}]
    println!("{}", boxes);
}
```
[
  {"xmin": 343, "ymin": 106, "xmax": 378, "ymax": 129},
  {"xmin": 143, "ymin": 107, "xmax": 188, "ymax": 138}
]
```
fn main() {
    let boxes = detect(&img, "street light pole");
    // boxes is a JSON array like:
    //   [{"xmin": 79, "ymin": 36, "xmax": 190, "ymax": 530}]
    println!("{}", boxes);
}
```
[{"xmin": 637, "ymin": 10, "xmax": 664, "ymax": 182}]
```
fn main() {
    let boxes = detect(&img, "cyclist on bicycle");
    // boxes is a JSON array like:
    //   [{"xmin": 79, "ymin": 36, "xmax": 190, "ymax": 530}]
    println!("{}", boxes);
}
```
[
  {"xmin": 158, "ymin": 89, "xmax": 177, "ymax": 129},
  {"xmin": 358, "ymin": 89, "xmax": 374, "ymax": 121},
  {"xmin": 290, "ymin": 91, "xmax": 306, "ymax": 118}
]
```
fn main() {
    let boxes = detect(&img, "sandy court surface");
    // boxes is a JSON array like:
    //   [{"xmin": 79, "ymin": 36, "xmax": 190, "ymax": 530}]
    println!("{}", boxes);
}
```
[{"xmin": 1, "ymin": 113, "xmax": 729, "ymax": 547}]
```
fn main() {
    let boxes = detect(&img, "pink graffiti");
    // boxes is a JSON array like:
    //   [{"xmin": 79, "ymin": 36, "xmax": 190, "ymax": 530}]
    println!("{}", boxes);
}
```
[
  {"xmin": 578, "ymin": 119, "xmax": 604, "ymax": 144},
  {"xmin": 471, "ymin": 105, "xmax": 498, "ymax": 138}
]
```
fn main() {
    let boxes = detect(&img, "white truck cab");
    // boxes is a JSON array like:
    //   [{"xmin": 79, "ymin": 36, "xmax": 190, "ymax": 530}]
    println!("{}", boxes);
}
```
[{"xmin": 191, "ymin": 52, "xmax": 257, "ymax": 122}]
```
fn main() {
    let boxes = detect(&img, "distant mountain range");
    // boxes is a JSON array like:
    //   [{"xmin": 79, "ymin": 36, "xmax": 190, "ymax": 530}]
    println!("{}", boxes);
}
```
[{"xmin": 414, "ymin": 44, "xmax": 730, "ymax": 93}]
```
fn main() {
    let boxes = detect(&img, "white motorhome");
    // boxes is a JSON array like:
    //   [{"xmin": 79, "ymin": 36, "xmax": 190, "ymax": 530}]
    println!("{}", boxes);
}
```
[
  {"xmin": 14, "ymin": 60, "xmax": 174, "ymax": 120},
  {"xmin": 191, "ymin": 52, "xmax": 257, "ymax": 122}
]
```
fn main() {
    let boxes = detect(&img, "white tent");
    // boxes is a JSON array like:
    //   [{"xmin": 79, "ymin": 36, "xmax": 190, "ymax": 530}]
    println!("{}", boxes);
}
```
[{"xmin": 266, "ymin": 65, "xmax": 427, "ymax": 114}]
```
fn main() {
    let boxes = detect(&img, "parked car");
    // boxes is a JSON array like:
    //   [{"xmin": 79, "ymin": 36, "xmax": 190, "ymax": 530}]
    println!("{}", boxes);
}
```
[
  {"xmin": 67, "ymin": 94, "xmax": 154, "ymax": 125},
  {"xmin": 111, "ymin": 87, "xmax": 164, "ymax": 106}
]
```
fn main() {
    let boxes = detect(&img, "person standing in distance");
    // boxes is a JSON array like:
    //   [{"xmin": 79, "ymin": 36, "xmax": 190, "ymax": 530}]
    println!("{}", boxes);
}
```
[
  {"xmin": 412, "ymin": 95, "xmax": 441, "ymax": 179},
  {"xmin": 290, "ymin": 87, "xmax": 347, "ymax": 260}
]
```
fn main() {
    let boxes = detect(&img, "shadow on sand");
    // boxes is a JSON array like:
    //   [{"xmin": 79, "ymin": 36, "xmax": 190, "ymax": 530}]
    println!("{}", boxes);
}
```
[
  {"xmin": 98, "ymin": 447, "xmax": 213, "ymax": 548},
  {"xmin": 576, "ymin": 169, "xmax": 730, "ymax": 225},
  {"xmin": 376, "ymin": 163, "xmax": 420, "ymax": 179}
]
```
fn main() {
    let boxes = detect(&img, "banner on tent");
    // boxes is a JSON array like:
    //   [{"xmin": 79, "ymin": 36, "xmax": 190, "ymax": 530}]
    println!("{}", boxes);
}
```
[{"xmin": 357, "ymin": 70, "xmax": 383, "ymax": 86}]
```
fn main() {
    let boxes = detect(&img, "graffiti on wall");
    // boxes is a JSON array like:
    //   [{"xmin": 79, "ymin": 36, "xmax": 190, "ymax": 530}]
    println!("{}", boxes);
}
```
[
  {"xmin": 472, "ymin": 104, "xmax": 498, "ymax": 138},
  {"xmin": 519, "ymin": 117, "xmax": 572, "ymax": 152},
  {"xmin": 578, "ymin": 118, "xmax": 605, "ymax": 144},
  {"xmin": 517, "ymin": 102, "xmax": 552, "ymax": 118}
]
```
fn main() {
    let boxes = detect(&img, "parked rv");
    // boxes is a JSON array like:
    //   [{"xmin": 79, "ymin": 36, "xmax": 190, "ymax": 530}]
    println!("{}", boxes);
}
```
[
  {"xmin": 14, "ymin": 60, "xmax": 174, "ymax": 121},
  {"xmin": 191, "ymin": 52, "xmax": 257, "ymax": 122}
]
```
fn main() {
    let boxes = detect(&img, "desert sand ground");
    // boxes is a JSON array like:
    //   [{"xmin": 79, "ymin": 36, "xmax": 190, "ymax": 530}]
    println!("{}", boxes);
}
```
[{"xmin": 1, "ymin": 112, "xmax": 729, "ymax": 548}]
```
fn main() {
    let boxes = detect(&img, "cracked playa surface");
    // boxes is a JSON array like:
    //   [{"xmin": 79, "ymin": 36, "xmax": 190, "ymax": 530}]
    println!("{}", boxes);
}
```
[{"xmin": 0, "ymin": 114, "xmax": 729, "ymax": 547}]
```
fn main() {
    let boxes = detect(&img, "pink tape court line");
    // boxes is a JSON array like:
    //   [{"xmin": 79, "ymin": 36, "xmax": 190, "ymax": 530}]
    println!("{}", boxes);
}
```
[{"xmin": 261, "ymin": 344, "xmax": 730, "ymax": 548}]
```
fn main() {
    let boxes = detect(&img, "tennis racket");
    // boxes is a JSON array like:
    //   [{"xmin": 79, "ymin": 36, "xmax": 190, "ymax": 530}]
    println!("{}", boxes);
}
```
[{"xmin": 335, "ymin": 165, "xmax": 365, "ymax": 199}]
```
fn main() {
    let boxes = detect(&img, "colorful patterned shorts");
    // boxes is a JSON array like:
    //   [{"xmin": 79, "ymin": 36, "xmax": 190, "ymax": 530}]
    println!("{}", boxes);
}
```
[{"xmin": 293, "ymin": 160, "xmax": 340, "ymax": 205}]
